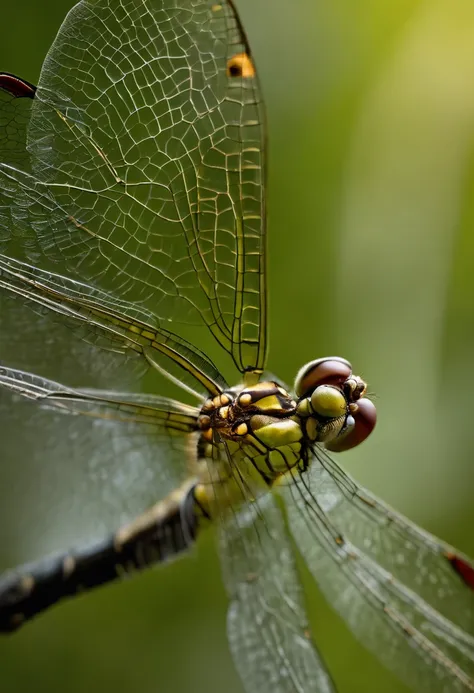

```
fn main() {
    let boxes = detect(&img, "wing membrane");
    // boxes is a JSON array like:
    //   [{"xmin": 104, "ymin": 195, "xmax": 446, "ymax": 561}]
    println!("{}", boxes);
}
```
[
  {"xmin": 0, "ymin": 0, "xmax": 267, "ymax": 380},
  {"xmin": 0, "ymin": 368, "xmax": 200, "ymax": 566},
  {"xmin": 279, "ymin": 453, "xmax": 474, "ymax": 693},
  {"xmin": 219, "ymin": 492, "xmax": 335, "ymax": 693},
  {"xmin": 0, "ymin": 366, "xmax": 199, "ymax": 432},
  {"xmin": 0, "ymin": 253, "xmax": 226, "ymax": 397}
]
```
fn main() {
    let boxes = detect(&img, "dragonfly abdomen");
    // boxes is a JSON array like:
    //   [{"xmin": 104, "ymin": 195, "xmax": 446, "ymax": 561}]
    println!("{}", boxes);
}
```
[{"xmin": 0, "ymin": 481, "xmax": 202, "ymax": 632}]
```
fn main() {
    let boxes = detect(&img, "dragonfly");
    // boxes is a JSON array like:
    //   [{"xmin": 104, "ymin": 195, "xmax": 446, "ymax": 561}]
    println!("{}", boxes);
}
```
[{"xmin": 0, "ymin": 1, "xmax": 473, "ymax": 691}]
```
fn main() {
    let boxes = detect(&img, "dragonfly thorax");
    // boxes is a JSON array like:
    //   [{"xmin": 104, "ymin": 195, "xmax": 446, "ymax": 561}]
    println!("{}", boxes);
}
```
[
  {"xmin": 194, "ymin": 382, "xmax": 305, "ymax": 520},
  {"xmin": 198, "ymin": 381, "xmax": 295, "ymax": 450},
  {"xmin": 196, "ymin": 356, "xmax": 377, "ymax": 496}
]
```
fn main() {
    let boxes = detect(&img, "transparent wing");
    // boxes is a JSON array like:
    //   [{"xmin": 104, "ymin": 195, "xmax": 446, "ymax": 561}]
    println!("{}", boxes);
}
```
[
  {"xmin": 0, "ymin": 366, "xmax": 199, "ymax": 431},
  {"xmin": 0, "ymin": 0, "xmax": 267, "ymax": 385},
  {"xmin": 0, "ymin": 254, "xmax": 228, "ymax": 398},
  {"xmin": 0, "ymin": 366, "xmax": 200, "ymax": 568},
  {"xmin": 218, "ymin": 491, "xmax": 336, "ymax": 693},
  {"xmin": 279, "ymin": 452, "xmax": 474, "ymax": 693}
]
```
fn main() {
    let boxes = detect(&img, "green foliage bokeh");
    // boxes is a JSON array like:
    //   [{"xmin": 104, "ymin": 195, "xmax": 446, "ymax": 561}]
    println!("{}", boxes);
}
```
[{"xmin": 0, "ymin": 1, "xmax": 473, "ymax": 692}]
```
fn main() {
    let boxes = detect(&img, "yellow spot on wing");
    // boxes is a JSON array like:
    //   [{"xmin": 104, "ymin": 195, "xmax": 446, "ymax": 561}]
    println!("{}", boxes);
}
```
[{"xmin": 227, "ymin": 53, "xmax": 256, "ymax": 79}]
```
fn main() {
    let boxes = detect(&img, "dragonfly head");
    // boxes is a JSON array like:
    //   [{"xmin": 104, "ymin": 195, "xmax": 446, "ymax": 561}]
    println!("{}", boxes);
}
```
[{"xmin": 294, "ymin": 357, "xmax": 376, "ymax": 452}]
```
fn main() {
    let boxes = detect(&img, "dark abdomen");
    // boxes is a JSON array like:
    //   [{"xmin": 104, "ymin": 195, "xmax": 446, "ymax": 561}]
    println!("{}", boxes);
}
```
[{"xmin": 0, "ymin": 481, "xmax": 201, "ymax": 632}]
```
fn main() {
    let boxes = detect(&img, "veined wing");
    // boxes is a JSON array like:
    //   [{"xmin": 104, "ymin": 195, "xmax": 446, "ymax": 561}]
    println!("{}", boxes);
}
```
[
  {"xmin": 0, "ymin": 366, "xmax": 200, "ymax": 564},
  {"xmin": 218, "ymin": 489, "xmax": 336, "ymax": 693},
  {"xmin": 0, "ymin": 0, "xmax": 267, "ymax": 384},
  {"xmin": 0, "ymin": 71, "xmax": 224, "ymax": 400},
  {"xmin": 0, "ymin": 253, "xmax": 227, "ymax": 398},
  {"xmin": 279, "ymin": 451, "xmax": 474, "ymax": 693},
  {"xmin": 0, "ymin": 365, "xmax": 199, "ymax": 431}
]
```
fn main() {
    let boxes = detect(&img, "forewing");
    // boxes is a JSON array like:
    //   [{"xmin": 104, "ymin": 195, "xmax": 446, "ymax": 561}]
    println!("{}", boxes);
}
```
[
  {"xmin": 0, "ymin": 254, "xmax": 227, "ymax": 398},
  {"xmin": 0, "ymin": 0, "xmax": 267, "ymax": 381},
  {"xmin": 279, "ymin": 453, "xmax": 474, "ymax": 693},
  {"xmin": 218, "ymin": 491, "xmax": 336, "ymax": 693},
  {"xmin": 0, "ymin": 366, "xmax": 199, "ymax": 431}
]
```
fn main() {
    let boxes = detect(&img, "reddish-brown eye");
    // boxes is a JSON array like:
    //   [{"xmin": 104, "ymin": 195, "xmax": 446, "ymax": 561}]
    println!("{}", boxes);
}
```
[
  {"xmin": 0, "ymin": 73, "xmax": 36, "ymax": 99},
  {"xmin": 325, "ymin": 398, "xmax": 377, "ymax": 452},
  {"xmin": 294, "ymin": 357, "xmax": 352, "ymax": 398}
]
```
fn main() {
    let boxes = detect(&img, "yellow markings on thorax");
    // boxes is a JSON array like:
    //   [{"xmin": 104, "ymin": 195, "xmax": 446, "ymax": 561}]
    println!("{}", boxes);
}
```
[
  {"xmin": 204, "ymin": 393, "xmax": 230, "ymax": 410},
  {"xmin": 254, "ymin": 395, "xmax": 280, "ymax": 411},
  {"xmin": 250, "ymin": 382, "xmax": 276, "ymax": 393},
  {"xmin": 193, "ymin": 379, "xmax": 309, "ymax": 520},
  {"xmin": 198, "ymin": 414, "xmax": 211, "ymax": 429},
  {"xmin": 201, "ymin": 399, "xmax": 214, "ymax": 413},
  {"xmin": 252, "ymin": 417, "xmax": 302, "ymax": 447},
  {"xmin": 201, "ymin": 428, "xmax": 213, "ymax": 442},
  {"xmin": 234, "ymin": 422, "xmax": 248, "ymax": 436},
  {"xmin": 239, "ymin": 392, "xmax": 252, "ymax": 407}
]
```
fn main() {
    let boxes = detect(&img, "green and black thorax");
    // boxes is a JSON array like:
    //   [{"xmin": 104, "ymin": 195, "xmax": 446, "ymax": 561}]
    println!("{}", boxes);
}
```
[{"xmin": 194, "ymin": 358, "xmax": 377, "ymax": 516}]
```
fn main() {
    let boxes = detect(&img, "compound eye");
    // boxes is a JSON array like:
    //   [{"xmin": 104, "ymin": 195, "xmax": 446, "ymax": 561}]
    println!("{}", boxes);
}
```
[
  {"xmin": 325, "ymin": 398, "xmax": 377, "ymax": 452},
  {"xmin": 310, "ymin": 385, "xmax": 347, "ymax": 419},
  {"xmin": 294, "ymin": 357, "xmax": 352, "ymax": 398}
]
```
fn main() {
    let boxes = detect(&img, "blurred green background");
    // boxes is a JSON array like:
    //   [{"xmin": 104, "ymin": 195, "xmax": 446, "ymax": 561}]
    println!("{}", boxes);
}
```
[{"xmin": 1, "ymin": 1, "xmax": 474, "ymax": 692}]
